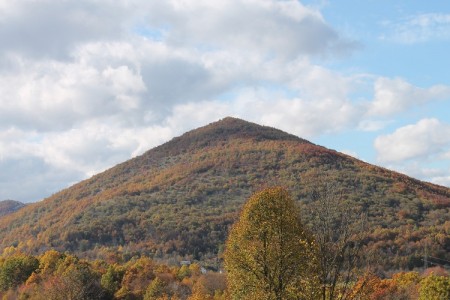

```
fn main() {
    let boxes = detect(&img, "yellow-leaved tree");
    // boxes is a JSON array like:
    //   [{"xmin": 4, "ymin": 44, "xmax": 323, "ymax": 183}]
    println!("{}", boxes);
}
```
[{"xmin": 224, "ymin": 187, "xmax": 319, "ymax": 300}]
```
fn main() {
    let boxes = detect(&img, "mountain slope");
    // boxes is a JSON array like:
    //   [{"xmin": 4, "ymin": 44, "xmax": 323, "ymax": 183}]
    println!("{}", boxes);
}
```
[{"xmin": 0, "ymin": 117, "xmax": 449, "ymax": 269}]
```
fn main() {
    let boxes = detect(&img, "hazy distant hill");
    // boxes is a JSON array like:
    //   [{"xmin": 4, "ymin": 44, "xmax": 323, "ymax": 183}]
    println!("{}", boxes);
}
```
[
  {"xmin": 0, "ymin": 200, "xmax": 25, "ymax": 217},
  {"xmin": 0, "ymin": 117, "xmax": 448, "ymax": 270}
]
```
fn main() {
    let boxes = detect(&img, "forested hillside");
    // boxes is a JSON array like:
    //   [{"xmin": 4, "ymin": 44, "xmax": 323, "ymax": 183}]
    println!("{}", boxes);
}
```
[{"xmin": 0, "ymin": 117, "xmax": 448, "ymax": 270}]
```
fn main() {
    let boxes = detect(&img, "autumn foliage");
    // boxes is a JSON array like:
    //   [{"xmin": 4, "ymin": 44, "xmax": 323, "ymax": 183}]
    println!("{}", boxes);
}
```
[
  {"xmin": 0, "ymin": 249, "xmax": 227, "ymax": 299},
  {"xmin": 0, "ymin": 118, "xmax": 448, "ymax": 272},
  {"xmin": 225, "ymin": 187, "xmax": 319, "ymax": 299}
]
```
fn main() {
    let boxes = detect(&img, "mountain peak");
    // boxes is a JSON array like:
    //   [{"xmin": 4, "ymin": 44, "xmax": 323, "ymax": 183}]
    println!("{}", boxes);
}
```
[
  {"xmin": 0, "ymin": 200, "xmax": 25, "ymax": 217},
  {"xmin": 150, "ymin": 117, "xmax": 310, "ymax": 157},
  {"xmin": 185, "ymin": 116, "xmax": 305, "ymax": 141},
  {"xmin": 203, "ymin": 117, "xmax": 305, "ymax": 142}
]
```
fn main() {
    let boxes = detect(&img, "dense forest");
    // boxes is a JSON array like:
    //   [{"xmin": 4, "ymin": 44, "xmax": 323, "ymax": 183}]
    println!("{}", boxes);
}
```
[
  {"xmin": 1, "ymin": 248, "xmax": 448, "ymax": 299},
  {"xmin": 0, "ymin": 117, "xmax": 449, "ymax": 275}
]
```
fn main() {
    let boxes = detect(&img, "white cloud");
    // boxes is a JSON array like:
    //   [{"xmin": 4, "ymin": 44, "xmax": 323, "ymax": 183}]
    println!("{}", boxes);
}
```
[
  {"xmin": 381, "ymin": 13, "xmax": 450, "ymax": 44},
  {"xmin": 0, "ymin": 6, "xmax": 359, "ymax": 132},
  {"xmin": 374, "ymin": 118, "xmax": 450, "ymax": 163},
  {"xmin": 0, "ymin": 0, "xmax": 133, "ymax": 59},
  {"xmin": 369, "ymin": 77, "xmax": 450, "ymax": 116},
  {"xmin": 0, "ymin": 57, "xmax": 146, "ymax": 130},
  {"xmin": 0, "ymin": 0, "xmax": 354, "ymax": 61},
  {"xmin": 36, "ymin": 120, "xmax": 175, "ymax": 175},
  {"xmin": 431, "ymin": 176, "xmax": 450, "ymax": 187},
  {"xmin": 143, "ymin": 0, "xmax": 355, "ymax": 59},
  {"xmin": 167, "ymin": 87, "xmax": 361, "ymax": 139}
]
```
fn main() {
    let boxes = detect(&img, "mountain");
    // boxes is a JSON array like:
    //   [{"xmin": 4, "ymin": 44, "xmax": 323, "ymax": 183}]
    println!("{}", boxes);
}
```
[
  {"xmin": 0, "ymin": 200, "xmax": 25, "ymax": 217},
  {"xmin": 0, "ymin": 117, "xmax": 449, "ymax": 269}
]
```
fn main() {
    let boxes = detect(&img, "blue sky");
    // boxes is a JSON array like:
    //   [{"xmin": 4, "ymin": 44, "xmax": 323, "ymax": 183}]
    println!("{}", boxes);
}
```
[
  {"xmin": 310, "ymin": 0, "xmax": 450, "ymax": 179},
  {"xmin": 0, "ymin": 0, "xmax": 449, "ymax": 202}
]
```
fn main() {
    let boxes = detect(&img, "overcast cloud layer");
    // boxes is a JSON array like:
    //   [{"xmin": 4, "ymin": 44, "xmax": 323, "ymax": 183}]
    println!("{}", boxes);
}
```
[{"xmin": 1, "ymin": 0, "xmax": 450, "ymax": 202}]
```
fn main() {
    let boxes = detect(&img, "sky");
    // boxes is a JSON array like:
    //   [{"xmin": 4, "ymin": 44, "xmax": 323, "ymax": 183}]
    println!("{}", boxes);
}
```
[{"xmin": 1, "ymin": 0, "xmax": 450, "ymax": 203}]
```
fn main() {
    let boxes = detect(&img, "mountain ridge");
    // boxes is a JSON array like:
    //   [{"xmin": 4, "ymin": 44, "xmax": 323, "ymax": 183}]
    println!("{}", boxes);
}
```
[
  {"xmin": 0, "ymin": 117, "xmax": 448, "ymax": 270},
  {"xmin": 0, "ymin": 200, "xmax": 25, "ymax": 217}
]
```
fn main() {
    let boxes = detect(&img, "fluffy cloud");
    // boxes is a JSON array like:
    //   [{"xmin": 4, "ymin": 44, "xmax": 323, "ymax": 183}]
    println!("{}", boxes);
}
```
[
  {"xmin": 0, "ymin": 57, "xmax": 146, "ymax": 130},
  {"xmin": 0, "ymin": 0, "xmax": 132, "ymax": 59},
  {"xmin": 0, "ymin": 0, "xmax": 353, "ymax": 61},
  {"xmin": 374, "ymin": 118, "xmax": 450, "ymax": 163},
  {"xmin": 0, "ymin": 0, "xmax": 358, "ymax": 133},
  {"xmin": 167, "ymin": 86, "xmax": 361, "ymax": 139},
  {"xmin": 431, "ymin": 175, "xmax": 450, "ymax": 187},
  {"xmin": 369, "ymin": 77, "xmax": 450, "ymax": 116},
  {"xmin": 374, "ymin": 119, "xmax": 450, "ymax": 186},
  {"xmin": 143, "ymin": 0, "xmax": 355, "ymax": 59}
]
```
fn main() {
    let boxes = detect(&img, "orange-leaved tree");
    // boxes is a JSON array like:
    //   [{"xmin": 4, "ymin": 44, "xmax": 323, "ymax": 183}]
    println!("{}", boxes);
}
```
[{"xmin": 224, "ymin": 187, "xmax": 319, "ymax": 300}]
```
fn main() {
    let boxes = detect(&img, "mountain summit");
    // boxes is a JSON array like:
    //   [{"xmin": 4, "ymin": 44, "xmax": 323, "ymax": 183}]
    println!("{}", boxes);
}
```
[
  {"xmin": 0, "ymin": 117, "xmax": 448, "ymax": 269},
  {"xmin": 172, "ymin": 117, "xmax": 308, "ymax": 143},
  {"xmin": 0, "ymin": 200, "xmax": 25, "ymax": 217},
  {"xmin": 148, "ymin": 117, "xmax": 310, "ymax": 157}
]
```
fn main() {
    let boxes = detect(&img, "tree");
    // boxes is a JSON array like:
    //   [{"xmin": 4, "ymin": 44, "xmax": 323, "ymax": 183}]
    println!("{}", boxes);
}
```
[
  {"xmin": 144, "ymin": 277, "xmax": 168, "ymax": 300},
  {"xmin": 0, "ymin": 253, "xmax": 39, "ymax": 291},
  {"xmin": 419, "ymin": 275, "xmax": 450, "ymax": 300},
  {"xmin": 45, "ymin": 260, "xmax": 105, "ymax": 300},
  {"xmin": 303, "ymin": 179, "xmax": 369, "ymax": 300},
  {"xmin": 39, "ymin": 250, "xmax": 64, "ymax": 275},
  {"xmin": 115, "ymin": 257, "xmax": 155, "ymax": 299},
  {"xmin": 177, "ymin": 265, "xmax": 191, "ymax": 280},
  {"xmin": 101, "ymin": 264, "xmax": 124, "ymax": 298},
  {"xmin": 224, "ymin": 187, "xmax": 319, "ymax": 300},
  {"xmin": 188, "ymin": 273, "xmax": 227, "ymax": 300}
]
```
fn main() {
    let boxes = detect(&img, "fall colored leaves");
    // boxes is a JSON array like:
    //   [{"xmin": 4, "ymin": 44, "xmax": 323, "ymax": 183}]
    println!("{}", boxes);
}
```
[{"xmin": 225, "ymin": 187, "xmax": 318, "ymax": 299}]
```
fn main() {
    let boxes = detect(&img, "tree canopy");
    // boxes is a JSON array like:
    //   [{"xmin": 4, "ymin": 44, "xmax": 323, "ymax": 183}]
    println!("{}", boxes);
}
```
[{"xmin": 224, "ymin": 187, "xmax": 319, "ymax": 300}]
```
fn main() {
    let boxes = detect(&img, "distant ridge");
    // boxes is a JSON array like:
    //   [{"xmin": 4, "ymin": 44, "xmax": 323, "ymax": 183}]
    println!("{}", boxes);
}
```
[
  {"xmin": 0, "ymin": 200, "xmax": 25, "ymax": 217},
  {"xmin": 0, "ymin": 117, "xmax": 448, "ymax": 270}
]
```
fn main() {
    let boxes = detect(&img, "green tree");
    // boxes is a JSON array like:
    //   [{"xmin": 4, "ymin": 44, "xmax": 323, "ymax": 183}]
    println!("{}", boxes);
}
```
[
  {"xmin": 144, "ymin": 277, "xmax": 167, "ymax": 300},
  {"xmin": 419, "ymin": 275, "xmax": 450, "ymax": 300},
  {"xmin": 0, "ymin": 253, "xmax": 39, "ymax": 291},
  {"xmin": 177, "ymin": 265, "xmax": 191, "ymax": 280},
  {"xmin": 224, "ymin": 187, "xmax": 319, "ymax": 300},
  {"xmin": 101, "ymin": 264, "xmax": 124, "ymax": 298}
]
